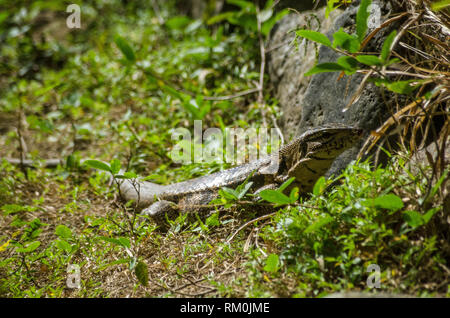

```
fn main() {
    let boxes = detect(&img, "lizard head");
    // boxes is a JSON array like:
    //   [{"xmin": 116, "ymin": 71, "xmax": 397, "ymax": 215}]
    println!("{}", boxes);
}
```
[{"xmin": 300, "ymin": 126, "xmax": 363, "ymax": 159}]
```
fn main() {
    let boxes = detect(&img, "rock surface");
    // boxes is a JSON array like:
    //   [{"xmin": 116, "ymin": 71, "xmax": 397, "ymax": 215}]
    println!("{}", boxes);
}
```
[{"xmin": 268, "ymin": 1, "xmax": 398, "ymax": 176}]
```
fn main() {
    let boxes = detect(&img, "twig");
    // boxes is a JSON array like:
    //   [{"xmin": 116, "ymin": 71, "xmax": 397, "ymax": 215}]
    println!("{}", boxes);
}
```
[{"xmin": 226, "ymin": 212, "xmax": 276, "ymax": 243}]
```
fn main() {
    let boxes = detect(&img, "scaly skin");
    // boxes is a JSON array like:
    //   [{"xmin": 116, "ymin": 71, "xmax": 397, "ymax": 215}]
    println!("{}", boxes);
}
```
[{"xmin": 119, "ymin": 125, "xmax": 363, "ymax": 226}]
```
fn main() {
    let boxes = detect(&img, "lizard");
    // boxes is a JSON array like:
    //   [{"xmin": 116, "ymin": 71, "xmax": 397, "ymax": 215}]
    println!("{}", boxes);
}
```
[{"xmin": 119, "ymin": 125, "xmax": 363, "ymax": 227}]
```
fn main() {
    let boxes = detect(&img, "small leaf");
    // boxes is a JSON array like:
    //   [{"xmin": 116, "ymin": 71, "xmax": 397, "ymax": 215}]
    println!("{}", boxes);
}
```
[
  {"xmin": 313, "ymin": 176, "xmax": 326, "ymax": 196},
  {"xmin": 55, "ymin": 225, "xmax": 72, "ymax": 239},
  {"xmin": 205, "ymin": 213, "xmax": 220, "ymax": 227},
  {"xmin": 356, "ymin": 0, "xmax": 371, "ymax": 42},
  {"xmin": 114, "ymin": 36, "xmax": 136, "ymax": 63},
  {"xmin": 296, "ymin": 30, "xmax": 332, "ymax": 48},
  {"xmin": 100, "ymin": 236, "xmax": 130, "ymax": 249},
  {"xmin": 134, "ymin": 261, "xmax": 149, "ymax": 286},
  {"xmin": 259, "ymin": 190, "xmax": 291, "ymax": 205},
  {"xmin": 305, "ymin": 63, "xmax": 346, "ymax": 76},
  {"xmin": 84, "ymin": 160, "xmax": 111, "ymax": 172},
  {"xmin": 55, "ymin": 239, "xmax": 72, "ymax": 253},
  {"xmin": 263, "ymin": 254, "xmax": 280, "ymax": 273},
  {"xmin": 333, "ymin": 29, "xmax": 360, "ymax": 53},
  {"xmin": 364, "ymin": 193, "xmax": 404, "ymax": 211},
  {"xmin": 110, "ymin": 159, "xmax": 121, "ymax": 175},
  {"xmin": 304, "ymin": 216, "xmax": 333, "ymax": 234},
  {"xmin": 380, "ymin": 30, "xmax": 397, "ymax": 62},
  {"xmin": 236, "ymin": 181, "xmax": 253, "ymax": 200},
  {"xmin": 278, "ymin": 177, "xmax": 295, "ymax": 192},
  {"xmin": 17, "ymin": 241, "xmax": 40, "ymax": 253},
  {"xmin": 337, "ymin": 56, "xmax": 358, "ymax": 74},
  {"xmin": 166, "ymin": 16, "xmax": 192, "ymax": 30},
  {"xmin": 356, "ymin": 55, "xmax": 382, "ymax": 66},
  {"xmin": 403, "ymin": 210, "xmax": 424, "ymax": 228},
  {"xmin": 384, "ymin": 80, "xmax": 421, "ymax": 94}
]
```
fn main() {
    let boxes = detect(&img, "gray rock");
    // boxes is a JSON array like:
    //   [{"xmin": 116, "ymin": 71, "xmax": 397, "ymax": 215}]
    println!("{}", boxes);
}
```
[{"xmin": 268, "ymin": 1, "xmax": 399, "ymax": 176}]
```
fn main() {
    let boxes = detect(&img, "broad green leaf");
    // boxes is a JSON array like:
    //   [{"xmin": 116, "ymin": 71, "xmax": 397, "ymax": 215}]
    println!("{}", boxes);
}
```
[
  {"xmin": 313, "ymin": 176, "xmax": 326, "ymax": 196},
  {"xmin": 384, "ymin": 80, "xmax": 421, "ymax": 94},
  {"xmin": 55, "ymin": 225, "xmax": 72, "ymax": 239},
  {"xmin": 110, "ymin": 159, "xmax": 121, "ymax": 175},
  {"xmin": 100, "ymin": 236, "xmax": 131, "ymax": 249},
  {"xmin": 263, "ymin": 254, "xmax": 280, "ymax": 273},
  {"xmin": 17, "ymin": 241, "xmax": 40, "ymax": 253},
  {"xmin": 365, "ymin": 193, "xmax": 404, "ymax": 211},
  {"xmin": 259, "ymin": 189, "xmax": 291, "ymax": 205},
  {"xmin": 403, "ymin": 210, "xmax": 424, "ymax": 228},
  {"xmin": 114, "ymin": 36, "xmax": 136, "ymax": 63},
  {"xmin": 305, "ymin": 63, "xmax": 346, "ymax": 76},
  {"xmin": 356, "ymin": 0, "xmax": 371, "ymax": 42},
  {"xmin": 380, "ymin": 30, "xmax": 397, "ymax": 62},
  {"xmin": 55, "ymin": 239, "xmax": 72, "ymax": 253},
  {"xmin": 84, "ymin": 159, "xmax": 111, "ymax": 172},
  {"xmin": 333, "ymin": 29, "xmax": 360, "ymax": 53},
  {"xmin": 337, "ymin": 56, "xmax": 358, "ymax": 74},
  {"xmin": 134, "ymin": 261, "xmax": 149, "ymax": 286},
  {"xmin": 166, "ymin": 16, "xmax": 192, "ymax": 30},
  {"xmin": 356, "ymin": 55, "xmax": 382, "ymax": 66},
  {"xmin": 296, "ymin": 30, "xmax": 332, "ymax": 48},
  {"xmin": 304, "ymin": 216, "xmax": 333, "ymax": 234}
]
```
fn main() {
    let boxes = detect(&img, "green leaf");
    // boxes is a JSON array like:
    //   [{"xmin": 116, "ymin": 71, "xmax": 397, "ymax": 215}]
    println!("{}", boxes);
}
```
[
  {"xmin": 296, "ymin": 30, "xmax": 332, "ymax": 48},
  {"xmin": 221, "ymin": 187, "xmax": 239, "ymax": 200},
  {"xmin": 278, "ymin": 177, "xmax": 295, "ymax": 192},
  {"xmin": 431, "ymin": 0, "xmax": 450, "ymax": 11},
  {"xmin": 83, "ymin": 159, "xmax": 111, "ymax": 172},
  {"xmin": 236, "ymin": 181, "xmax": 253, "ymax": 200},
  {"xmin": 304, "ymin": 216, "xmax": 333, "ymax": 234},
  {"xmin": 55, "ymin": 239, "xmax": 72, "ymax": 253},
  {"xmin": 333, "ymin": 29, "xmax": 360, "ymax": 53},
  {"xmin": 380, "ymin": 30, "xmax": 397, "ymax": 62},
  {"xmin": 384, "ymin": 80, "xmax": 421, "ymax": 94},
  {"xmin": 55, "ymin": 225, "xmax": 72, "ymax": 239},
  {"xmin": 305, "ymin": 62, "xmax": 346, "ymax": 76},
  {"xmin": 205, "ymin": 213, "xmax": 220, "ymax": 227},
  {"xmin": 166, "ymin": 16, "xmax": 192, "ymax": 30},
  {"xmin": 356, "ymin": 0, "xmax": 371, "ymax": 42},
  {"xmin": 337, "ymin": 56, "xmax": 358, "ymax": 74},
  {"xmin": 403, "ymin": 210, "xmax": 424, "ymax": 228},
  {"xmin": 114, "ymin": 36, "xmax": 136, "ymax": 63},
  {"xmin": 100, "ymin": 236, "xmax": 131, "ymax": 249},
  {"xmin": 261, "ymin": 9, "xmax": 289, "ymax": 36},
  {"xmin": 17, "ymin": 241, "xmax": 40, "ymax": 253},
  {"xmin": 134, "ymin": 261, "xmax": 149, "ymax": 286},
  {"xmin": 313, "ymin": 176, "xmax": 326, "ymax": 196},
  {"xmin": 259, "ymin": 189, "xmax": 292, "ymax": 205},
  {"xmin": 263, "ymin": 254, "xmax": 280, "ymax": 273},
  {"xmin": 364, "ymin": 193, "xmax": 404, "ymax": 211},
  {"xmin": 110, "ymin": 159, "xmax": 121, "ymax": 175},
  {"xmin": 423, "ymin": 207, "xmax": 440, "ymax": 224},
  {"xmin": 356, "ymin": 55, "xmax": 383, "ymax": 66},
  {"xmin": 2, "ymin": 204, "xmax": 25, "ymax": 215}
]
